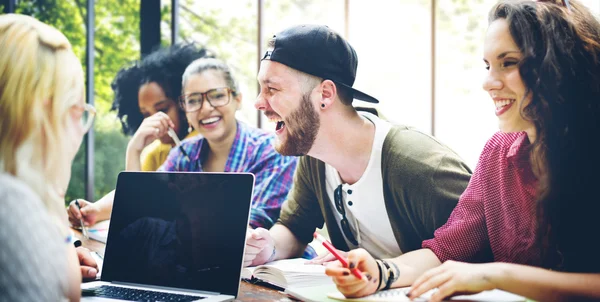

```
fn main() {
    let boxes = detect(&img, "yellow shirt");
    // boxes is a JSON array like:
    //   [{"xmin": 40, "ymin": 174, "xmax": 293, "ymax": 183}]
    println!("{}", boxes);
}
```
[{"xmin": 140, "ymin": 130, "xmax": 198, "ymax": 171}]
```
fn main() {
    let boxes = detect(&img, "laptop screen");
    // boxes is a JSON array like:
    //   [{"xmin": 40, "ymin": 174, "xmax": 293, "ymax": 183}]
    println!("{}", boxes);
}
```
[{"xmin": 102, "ymin": 172, "xmax": 254, "ymax": 297}]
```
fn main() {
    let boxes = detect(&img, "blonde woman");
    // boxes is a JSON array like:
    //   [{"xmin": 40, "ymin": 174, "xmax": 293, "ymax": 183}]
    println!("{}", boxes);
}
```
[{"xmin": 0, "ymin": 14, "xmax": 97, "ymax": 301}]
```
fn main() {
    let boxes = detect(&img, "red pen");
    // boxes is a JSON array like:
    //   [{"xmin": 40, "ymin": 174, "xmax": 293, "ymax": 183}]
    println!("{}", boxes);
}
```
[{"xmin": 313, "ymin": 232, "xmax": 366, "ymax": 280}]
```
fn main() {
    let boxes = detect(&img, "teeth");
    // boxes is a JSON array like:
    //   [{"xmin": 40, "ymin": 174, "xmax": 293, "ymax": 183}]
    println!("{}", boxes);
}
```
[
  {"xmin": 494, "ymin": 99, "xmax": 515, "ymax": 109},
  {"xmin": 201, "ymin": 117, "xmax": 220, "ymax": 124}
]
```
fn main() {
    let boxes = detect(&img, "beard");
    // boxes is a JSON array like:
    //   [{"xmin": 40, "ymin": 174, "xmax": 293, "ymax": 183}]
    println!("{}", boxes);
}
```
[{"xmin": 274, "ymin": 92, "xmax": 320, "ymax": 156}]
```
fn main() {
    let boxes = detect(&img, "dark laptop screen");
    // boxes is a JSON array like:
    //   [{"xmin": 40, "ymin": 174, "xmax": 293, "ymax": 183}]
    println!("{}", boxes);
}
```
[{"xmin": 102, "ymin": 172, "xmax": 254, "ymax": 297}]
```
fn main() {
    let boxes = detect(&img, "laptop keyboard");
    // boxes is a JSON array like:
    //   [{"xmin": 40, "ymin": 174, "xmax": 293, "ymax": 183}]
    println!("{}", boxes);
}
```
[{"xmin": 83, "ymin": 285, "xmax": 205, "ymax": 301}]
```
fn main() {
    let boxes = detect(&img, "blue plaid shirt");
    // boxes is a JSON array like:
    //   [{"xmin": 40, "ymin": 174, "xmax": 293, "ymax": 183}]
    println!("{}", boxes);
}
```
[{"xmin": 158, "ymin": 121, "xmax": 297, "ymax": 230}]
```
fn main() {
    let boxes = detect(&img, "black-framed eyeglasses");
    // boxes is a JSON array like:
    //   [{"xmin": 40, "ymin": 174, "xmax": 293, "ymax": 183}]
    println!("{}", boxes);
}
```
[
  {"xmin": 334, "ymin": 184, "xmax": 359, "ymax": 246},
  {"xmin": 178, "ymin": 87, "xmax": 233, "ymax": 113}
]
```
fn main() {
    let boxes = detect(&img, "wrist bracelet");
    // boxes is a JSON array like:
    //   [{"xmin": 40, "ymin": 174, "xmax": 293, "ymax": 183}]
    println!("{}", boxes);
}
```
[
  {"xmin": 376, "ymin": 259, "xmax": 387, "ymax": 291},
  {"xmin": 381, "ymin": 260, "xmax": 400, "ymax": 290}
]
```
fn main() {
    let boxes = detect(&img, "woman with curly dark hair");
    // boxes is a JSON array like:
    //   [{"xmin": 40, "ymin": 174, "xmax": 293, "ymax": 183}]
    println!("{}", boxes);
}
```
[
  {"xmin": 325, "ymin": 1, "xmax": 600, "ymax": 301},
  {"xmin": 66, "ymin": 44, "xmax": 209, "ymax": 228},
  {"xmin": 112, "ymin": 44, "xmax": 211, "ymax": 171}
]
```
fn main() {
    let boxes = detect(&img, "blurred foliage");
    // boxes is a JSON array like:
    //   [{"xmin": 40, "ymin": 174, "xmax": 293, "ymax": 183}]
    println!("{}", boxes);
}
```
[
  {"xmin": 7, "ymin": 0, "xmax": 485, "ymax": 205},
  {"xmin": 13, "ymin": 0, "xmax": 142, "ymax": 204}
]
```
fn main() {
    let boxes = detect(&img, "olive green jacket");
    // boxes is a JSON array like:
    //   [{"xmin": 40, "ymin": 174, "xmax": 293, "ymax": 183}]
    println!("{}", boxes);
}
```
[{"xmin": 278, "ymin": 125, "xmax": 472, "ymax": 254}]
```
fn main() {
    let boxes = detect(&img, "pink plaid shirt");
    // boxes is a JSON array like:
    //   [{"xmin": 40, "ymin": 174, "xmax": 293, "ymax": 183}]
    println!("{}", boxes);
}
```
[{"xmin": 423, "ymin": 131, "xmax": 541, "ymax": 265}]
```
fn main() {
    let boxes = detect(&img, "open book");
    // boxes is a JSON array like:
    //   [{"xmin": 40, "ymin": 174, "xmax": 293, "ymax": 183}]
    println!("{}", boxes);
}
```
[{"xmin": 242, "ymin": 258, "xmax": 334, "ymax": 290}]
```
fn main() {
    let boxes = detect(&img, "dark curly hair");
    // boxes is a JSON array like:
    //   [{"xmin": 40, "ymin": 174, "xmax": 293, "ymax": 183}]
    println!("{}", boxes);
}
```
[
  {"xmin": 111, "ymin": 43, "xmax": 212, "ymax": 137},
  {"xmin": 489, "ymin": 0, "xmax": 600, "ymax": 272}
]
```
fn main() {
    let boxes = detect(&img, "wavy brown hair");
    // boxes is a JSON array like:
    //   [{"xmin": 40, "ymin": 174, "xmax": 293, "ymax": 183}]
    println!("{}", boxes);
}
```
[{"xmin": 489, "ymin": 0, "xmax": 600, "ymax": 272}]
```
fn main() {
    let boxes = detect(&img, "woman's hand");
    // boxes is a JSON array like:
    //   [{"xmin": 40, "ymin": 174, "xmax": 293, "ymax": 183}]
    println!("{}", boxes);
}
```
[
  {"xmin": 67, "ymin": 199, "xmax": 100, "ymax": 227},
  {"xmin": 325, "ymin": 248, "xmax": 380, "ymax": 298},
  {"xmin": 408, "ymin": 261, "xmax": 497, "ymax": 302},
  {"xmin": 127, "ymin": 112, "xmax": 175, "ymax": 153}
]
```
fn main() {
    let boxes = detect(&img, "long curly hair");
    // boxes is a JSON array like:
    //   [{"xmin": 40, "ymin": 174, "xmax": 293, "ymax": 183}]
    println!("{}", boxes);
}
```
[
  {"xmin": 489, "ymin": 0, "xmax": 600, "ymax": 272},
  {"xmin": 111, "ymin": 43, "xmax": 212, "ymax": 137}
]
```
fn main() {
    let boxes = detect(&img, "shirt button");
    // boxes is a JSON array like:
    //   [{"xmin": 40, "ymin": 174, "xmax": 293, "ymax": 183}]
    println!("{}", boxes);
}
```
[
  {"xmin": 348, "ymin": 201, "xmax": 353, "ymax": 206},
  {"xmin": 347, "ymin": 189, "xmax": 353, "ymax": 194}
]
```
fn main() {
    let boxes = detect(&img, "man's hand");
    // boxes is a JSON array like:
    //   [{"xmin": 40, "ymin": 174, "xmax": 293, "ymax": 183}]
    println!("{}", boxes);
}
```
[
  {"xmin": 76, "ymin": 247, "xmax": 98, "ymax": 280},
  {"xmin": 243, "ymin": 228, "xmax": 275, "ymax": 267},
  {"xmin": 68, "ymin": 199, "xmax": 100, "ymax": 227}
]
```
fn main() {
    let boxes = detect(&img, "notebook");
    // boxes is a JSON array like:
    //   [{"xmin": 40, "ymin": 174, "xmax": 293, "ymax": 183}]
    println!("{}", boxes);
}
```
[
  {"xmin": 326, "ymin": 287, "xmax": 526, "ymax": 302},
  {"xmin": 86, "ymin": 220, "xmax": 110, "ymax": 243},
  {"xmin": 242, "ymin": 258, "xmax": 334, "ymax": 290},
  {"xmin": 81, "ymin": 171, "xmax": 254, "ymax": 302}
]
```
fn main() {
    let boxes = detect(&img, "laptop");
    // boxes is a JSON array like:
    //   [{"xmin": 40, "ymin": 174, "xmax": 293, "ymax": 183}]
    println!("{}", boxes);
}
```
[{"xmin": 81, "ymin": 171, "xmax": 255, "ymax": 301}]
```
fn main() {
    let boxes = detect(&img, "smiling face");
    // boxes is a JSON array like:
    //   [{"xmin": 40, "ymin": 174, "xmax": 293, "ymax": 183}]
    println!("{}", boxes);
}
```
[
  {"xmin": 483, "ymin": 19, "xmax": 535, "ymax": 135},
  {"xmin": 255, "ymin": 60, "xmax": 320, "ymax": 156},
  {"xmin": 138, "ymin": 82, "xmax": 180, "ymax": 144},
  {"xmin": 182, "ymin": 70, "xmax": 241, "ymax": 144}
]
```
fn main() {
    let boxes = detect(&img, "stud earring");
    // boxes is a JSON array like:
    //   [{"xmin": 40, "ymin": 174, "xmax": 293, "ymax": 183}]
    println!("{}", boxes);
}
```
[
  {"xmin": 188, "ymin": 124, "xmax": 193, "ymax": 133},
  {"xmin": 321, "ymin": 103, "xmax": 325, "ymax": 108}
]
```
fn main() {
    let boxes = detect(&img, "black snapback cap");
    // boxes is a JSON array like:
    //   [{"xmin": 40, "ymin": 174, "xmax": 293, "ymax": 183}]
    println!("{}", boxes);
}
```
[{"xmin": 262, "ymin": 24, "xmax": 378, "ymax": 104}]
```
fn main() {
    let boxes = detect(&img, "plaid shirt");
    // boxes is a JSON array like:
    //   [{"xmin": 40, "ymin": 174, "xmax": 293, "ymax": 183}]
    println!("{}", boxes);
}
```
[{"xmin": 159, "ymin": 121, "xmax": 298, "ymax": 230}]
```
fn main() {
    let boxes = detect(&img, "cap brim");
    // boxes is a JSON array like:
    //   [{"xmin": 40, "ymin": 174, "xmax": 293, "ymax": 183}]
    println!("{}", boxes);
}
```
[{"xmin": 336, "ymin": 82, "xmax": 379, "ymax": 104}]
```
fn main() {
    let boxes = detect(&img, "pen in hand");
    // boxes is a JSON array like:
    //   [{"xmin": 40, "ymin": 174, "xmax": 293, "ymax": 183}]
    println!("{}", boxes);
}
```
[
  {"xmin": 167, "ymin": 128, "xmax": 191, "ymax": 161},
  {"xmin": 313, "ymin": 232, "xmax": 366, "ymax": 280},
  {"xmin": 75, "ymin": 199, "xmax": 89, "ymax": 239}
]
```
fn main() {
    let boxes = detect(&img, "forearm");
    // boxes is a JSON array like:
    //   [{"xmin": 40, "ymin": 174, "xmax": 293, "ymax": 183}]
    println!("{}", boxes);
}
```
[
  {"xmin": 94, "ymin": 190, "xmax": 115, "ymax": 221},
  {"xmin": 388, "ymin": 248, "xmax": 443, "ymax": 288},
  {"xmin": 271, "ymin": 224, "xmax": 306, "ymax": 260},
  {"xmin": 489, "ymin": 263, "xmax": 600, "ymax": 301},
  {"xmin": 66, "ymin": 245, "xmax": 82, "ymax": 301},
  {"xmin": 125, "ymin": 144, "xmax": 142, "ymax": 171}
]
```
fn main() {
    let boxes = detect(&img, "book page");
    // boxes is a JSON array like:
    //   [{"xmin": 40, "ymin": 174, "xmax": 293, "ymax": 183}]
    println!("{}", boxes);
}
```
[{"xmin": 249, "ymin": 258, "xmax": 333, "ymax": 289}]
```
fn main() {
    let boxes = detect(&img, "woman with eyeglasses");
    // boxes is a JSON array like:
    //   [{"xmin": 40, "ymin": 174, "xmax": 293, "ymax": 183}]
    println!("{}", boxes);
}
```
[
  {"xmin": 0, "ymin": 14, "xmax": 98, "ymax": 301},
  {"xmin": 325, "ymin": 1, "xmax": 600, "ymax": 301},
  {"xmin": 158, "ymin": 57, "xmax": 301, "ymax": 233}
]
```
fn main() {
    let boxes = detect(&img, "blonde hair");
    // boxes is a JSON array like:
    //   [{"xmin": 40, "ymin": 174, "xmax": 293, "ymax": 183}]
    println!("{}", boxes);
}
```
[{"xmin": 0, "ymin": 14, "xmax": 84, "ymax": 230}]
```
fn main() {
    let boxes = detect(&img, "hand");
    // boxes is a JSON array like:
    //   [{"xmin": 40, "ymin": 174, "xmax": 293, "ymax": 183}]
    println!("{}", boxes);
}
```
[
  {"xmin": 408, "ymin": 261, "xmax": 496, "ymax": 302},
  {"xmin": 243, "ymin": 228, "xmax": 275, "ymax": 267},
  {"xmin": 306, "ymin": 249, "xmax": 348, "ymax": 265},
  {"xmin": 67, "ymin": 199, "xmax": 99, "ymax": 227},
  {"xmin": 127, "ymin": 112, "xmax": 175, "ymax": 153},
  {"xmin": 76, "ymin": 247, "xmax": 98, "ymax": 280},
  {"xmin": 325, "ymin": 248, "xmax": 380, "ymax": 298}
]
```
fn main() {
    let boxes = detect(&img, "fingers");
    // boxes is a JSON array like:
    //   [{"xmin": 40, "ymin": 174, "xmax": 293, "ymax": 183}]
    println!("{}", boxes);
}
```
[
  {"xmin": 429, "ymin": 280, "xmax": 459, "ymax": 302},
  {"xmin": 76, "ymin": 247, "xmax": 98, "ymax": 268},
  {"xmin": 410, "ymin": 272, "xmax": 451, "ymax": 301},
  {"xmin": 67, "ymin": 203, "xmax": 82, "ymax": 225},
  {"xmin": 81, "ymin": 265, "xmax": 98, "ymax": 280}
]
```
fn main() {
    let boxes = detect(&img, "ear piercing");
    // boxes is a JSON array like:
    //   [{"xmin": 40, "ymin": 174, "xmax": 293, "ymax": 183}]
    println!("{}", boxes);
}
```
[{"xmin": 321, "ymin": 103, "xmax": 325, "ymax": 108}]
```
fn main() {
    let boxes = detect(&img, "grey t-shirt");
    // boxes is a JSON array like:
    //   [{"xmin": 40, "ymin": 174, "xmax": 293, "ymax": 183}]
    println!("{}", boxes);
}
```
[{"xmin": 0, "ymin": 173, "xmax": 68, "ymax": 301}]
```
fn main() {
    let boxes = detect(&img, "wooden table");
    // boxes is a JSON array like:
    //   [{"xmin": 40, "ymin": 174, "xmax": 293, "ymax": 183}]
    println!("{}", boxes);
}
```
[{"xmin": 73, "ymin": 229, "xmax": 293, "ymax": 301}]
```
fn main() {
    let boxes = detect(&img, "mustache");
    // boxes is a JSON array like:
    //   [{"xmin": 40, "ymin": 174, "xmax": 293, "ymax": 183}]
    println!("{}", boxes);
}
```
[{"xmin": 264, "ymin": 110, "xmax": 282, "ymax": 120}]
